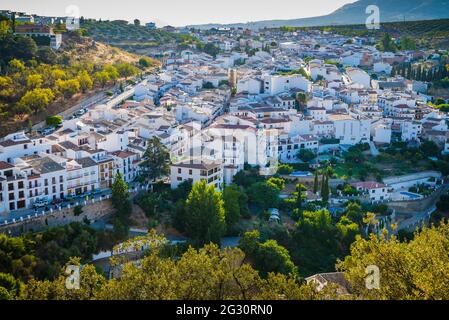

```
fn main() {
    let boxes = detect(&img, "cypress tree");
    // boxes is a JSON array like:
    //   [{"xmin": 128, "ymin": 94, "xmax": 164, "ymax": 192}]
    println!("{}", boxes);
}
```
[
  {"xmin": 313, "ymin": 171, "xmax": 319, "ymax": 194},
  {"xmin": 321, "ymin": 173, "xmax": 329, "ymax": 203}
]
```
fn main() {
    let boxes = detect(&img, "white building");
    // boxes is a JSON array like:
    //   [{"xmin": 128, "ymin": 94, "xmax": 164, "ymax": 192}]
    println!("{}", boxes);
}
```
[
  {"xmin": 329, "ymin": 114, "xmax": 371, "ymax": 145},
  {"xmin": 351, "ymin": 181, "xmax": 391, "ymax": 202},
  {"xmin": 346, "ymin": 68, "xmax": 371, "ymax": 88},
  {"xmin": 263, "ymin": 74, "xmax": 312, "ymax": 95},
  {"xmin": 170, "ymin": 161, "xmax": 223, "ymax": 190}
]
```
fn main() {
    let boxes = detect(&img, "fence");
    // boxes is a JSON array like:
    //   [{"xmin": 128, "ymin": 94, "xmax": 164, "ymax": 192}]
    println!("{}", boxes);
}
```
[{"xmin": 1, "ymin": 184, "xmax": 152, "ymax": 229}]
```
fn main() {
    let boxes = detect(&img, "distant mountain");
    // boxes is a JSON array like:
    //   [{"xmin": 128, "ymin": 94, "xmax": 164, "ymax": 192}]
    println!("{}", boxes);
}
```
[{"xmin": 187, "ymin": 0, "xmax": 449, "ymax": 29}]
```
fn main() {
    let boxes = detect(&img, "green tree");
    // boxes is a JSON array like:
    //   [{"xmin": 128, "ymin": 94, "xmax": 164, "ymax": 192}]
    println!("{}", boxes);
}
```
[
  {"xmin": 93, "ymin": 71, "xmax": 110, "ymax": 87},
  {"xmin": 8, "ymin": 58, "xmax": 26, "ymax": 73},
  {"xmin": 313, "ymin": 171, "xmax": 319, "ymax": 194},
  {"xmin": 256, "ymin": 240, "xmax": 298, "ymax": 278},
  {"xmin": 0, "ymin": 76, "xmax": 14, "ymax": 99},
  {"xmin": 46, "ymin": 115, "xmax": 62, "ymax": 127},
  {"xmin": 103, "ymin": 65, "xmax": 119, "ymax": 82},
  {"xmin": 239, "ymin": 230, "xmax": 261, "ymax": 257},
  {"xmin": 277, "ymin": 164, "xmax": 293, "ymax": 175},
  {"xmin": 297, "ymin": 149, "xmax": 315, "ymax": 162},
  {"xmin": 0, "ymin": 234, "xmax": 36, "ymax": 281},
  {"xmin": 26, "ymin": 74, "xmax": 43, "ymax": 90},
  {"xmin": 337, "ymin": 222, "xmax": 449, "ymax": 300},
  {"xmin": 184, "ymin": 181, "xmax": 226, "ymax": 247},
  {"xmin": 247, "ymin": 181, "xmax": 281, "ymax": 210},
  {"xmin": 111, "ymin": 172, "xmax": 131, "ymax": 215},
  {"xmin": 200, "ymin": 43, "xmax": 220, "ymax": 58},
  {"xmin": 111, "ymin": 173, "xmax": 131, "ymax": 239},
  {"xmin": 21, "ymin": 237, "xmax": 325, "ymax": 300},
  {"xmin": 239, "ymin": 230, "xmax": 298, "ymax": 278},
  {"xmin": 36, "ymin": 46, "xmax": 57, "ymax": 64},
  {"xmin": 420, "ymin": 140, "xmax": 440, "ymax": 158},
  {"xmin": 140, "ymin": 137, "xmax": 170, "ymax": 182},
  {"xmin": 77, "ymin": 70, "xmax": 93, "ymax": 93},
  {"xmin": 222, "ymin": 184, "xmax": 242, "ymax": 230},
  {"xmin": 378, "ymin": 33, "xmax": 397, "ymax": 52},
  {"xmin": 17, "ymin": 88, "xmax": 55, "ymax": 114},
  {"xmin": 292, "ymin": 209, "xmax": 340, "ymax": 275},
  {"xmin": 321, "ymin": 173, "xmax": 329, "ymax": 203},
  {"xmin": 115, "ymin": 62, "xmax": 139, "ymax": 79},
  {"xmin": 0, "ymin": 273, "xmax": 21, "ymax": 300},
  {"xmin": 138, "ymin": 57, "xmax": 156, "ymax": 68},
  {"xmin": 292, "ymin": 184, "xmax": 306, "ymax": 220},
  {"xmin": 55, "ymin": 79, "xmax": 80, "ymax": 99}
]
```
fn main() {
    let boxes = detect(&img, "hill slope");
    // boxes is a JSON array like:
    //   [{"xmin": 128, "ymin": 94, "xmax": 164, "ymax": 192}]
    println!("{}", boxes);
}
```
[{"xmin": 189, "ymin": 0, "xmax": 449, "ymax": 29}]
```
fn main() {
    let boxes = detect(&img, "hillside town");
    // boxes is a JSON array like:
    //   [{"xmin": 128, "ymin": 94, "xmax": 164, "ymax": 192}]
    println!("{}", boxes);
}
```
[
  {"xmin": 1, "ymin": 22, "xmax": 448, "ymax": 224},
  {"xmin": 1, "ymin": 0, "xmax": 449, "ymax": 304}
]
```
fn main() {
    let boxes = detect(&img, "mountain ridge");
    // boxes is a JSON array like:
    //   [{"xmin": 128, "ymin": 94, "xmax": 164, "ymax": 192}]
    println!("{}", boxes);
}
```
[{"xmin": 187, "ymin": 0, "xmax": 449, "ymax": 29}]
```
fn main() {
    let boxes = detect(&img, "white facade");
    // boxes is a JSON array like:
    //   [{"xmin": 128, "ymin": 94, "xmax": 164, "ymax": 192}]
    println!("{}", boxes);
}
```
[
  {"xmin": 170, "ymin": 161, "xmax": 223, "ymax": 190},
  {"xmin": 263, "ymin": 74, "xmax": 312, "ymax": 95}
]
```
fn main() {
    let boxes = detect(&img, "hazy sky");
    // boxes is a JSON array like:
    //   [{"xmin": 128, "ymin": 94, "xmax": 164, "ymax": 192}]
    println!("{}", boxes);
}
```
[{"xmin": 1, "ymin": 0, "xmax": 356, "ymax": 26}]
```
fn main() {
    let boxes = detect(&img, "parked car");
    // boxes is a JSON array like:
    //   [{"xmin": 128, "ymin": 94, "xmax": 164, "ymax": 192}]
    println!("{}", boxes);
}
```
[
  {"xmin": 75, "ymin": 109, "xmax": 85, "ymax": 117},
  {"xmin": 33, "ymin": 199, "xmax": 49, "ymax": 208},
  {"xmin": 51, "ymin": 199, "xmax": 63, "ymax": 205},
  {"xmin": 41, "ymin": 127, "xmax": 55, "ymax": 136}
]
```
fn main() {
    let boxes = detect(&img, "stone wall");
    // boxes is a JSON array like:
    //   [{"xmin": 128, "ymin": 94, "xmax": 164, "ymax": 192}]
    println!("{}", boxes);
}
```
[
  {"xmin": 0, "ymin": 199, "xmax": 113, "ymax": 236},
  {"xmin": 387, "ymin": 185, "xmax": 448, "ymax": 215}
]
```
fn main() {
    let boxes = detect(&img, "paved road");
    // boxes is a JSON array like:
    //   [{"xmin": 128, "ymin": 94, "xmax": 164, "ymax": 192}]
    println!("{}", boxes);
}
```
[
  {"xmin": 369, "ymin": 141, "xmax": 380, "ymax": 157},
  {"xmin": 33, "ymin": 76, "xmax": 148, "ymax": 131},
  {"xmin": 32, "ymin": 90, "xmax": 109, "ymax": 130}
]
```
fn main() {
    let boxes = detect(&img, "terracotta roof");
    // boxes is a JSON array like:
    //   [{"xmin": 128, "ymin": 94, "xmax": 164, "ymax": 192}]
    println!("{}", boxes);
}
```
[
  {"xmin": 0, "ymin": 161, "xmax": 14, "ymax": 170},
  {"xmin": 351, "ymin": 181, "xmax": 386, "ymax": 189}
]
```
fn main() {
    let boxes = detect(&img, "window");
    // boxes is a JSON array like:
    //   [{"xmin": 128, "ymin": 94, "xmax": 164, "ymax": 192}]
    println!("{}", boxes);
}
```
[
  {"xmin": 189, "ymin": 169, "xmax": 192, "ymax": 175},
  {"xmin": 8, "ymin": 183, "xmax": 14, "ymax": 191},
  {"xmin": 178, "ymin": 168, "xmax": 182, "ymax": 174},
  {"xmin": 18, "ymin": 181, "xmax": 24, "ymax": 189},
  {"xmin": 177, "ymin": 177, "xmax": 183, "ymax": 181},
  {"xmin": 24, "ymin": 144, "xmax": 28, "ymax": 149},
  {"xmin": 18, "ymin": 191, "xmax": 24, "ymax": 198},
  {"xmin": 52, "ymin": 177, "xmax": 56, "ymax": 184}
]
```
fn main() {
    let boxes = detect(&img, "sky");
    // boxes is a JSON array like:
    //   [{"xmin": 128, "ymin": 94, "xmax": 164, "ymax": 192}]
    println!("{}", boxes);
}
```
[{"xmin": 1, "ymin": 0, "xmax": 357, "ymax": 26}]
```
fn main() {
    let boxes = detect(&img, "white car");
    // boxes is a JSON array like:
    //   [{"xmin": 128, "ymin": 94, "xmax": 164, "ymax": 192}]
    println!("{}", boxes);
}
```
[
  {"xmin": 41, "ymin": 127, "xmax": 55, "ymax": 136},
  {"xmin": 75, "ymin": 109, "xmax": 86, "ymax": 117},
  {"xmin": 33, "ymin": 199, "xmax": 48, "ymax": 208}
]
